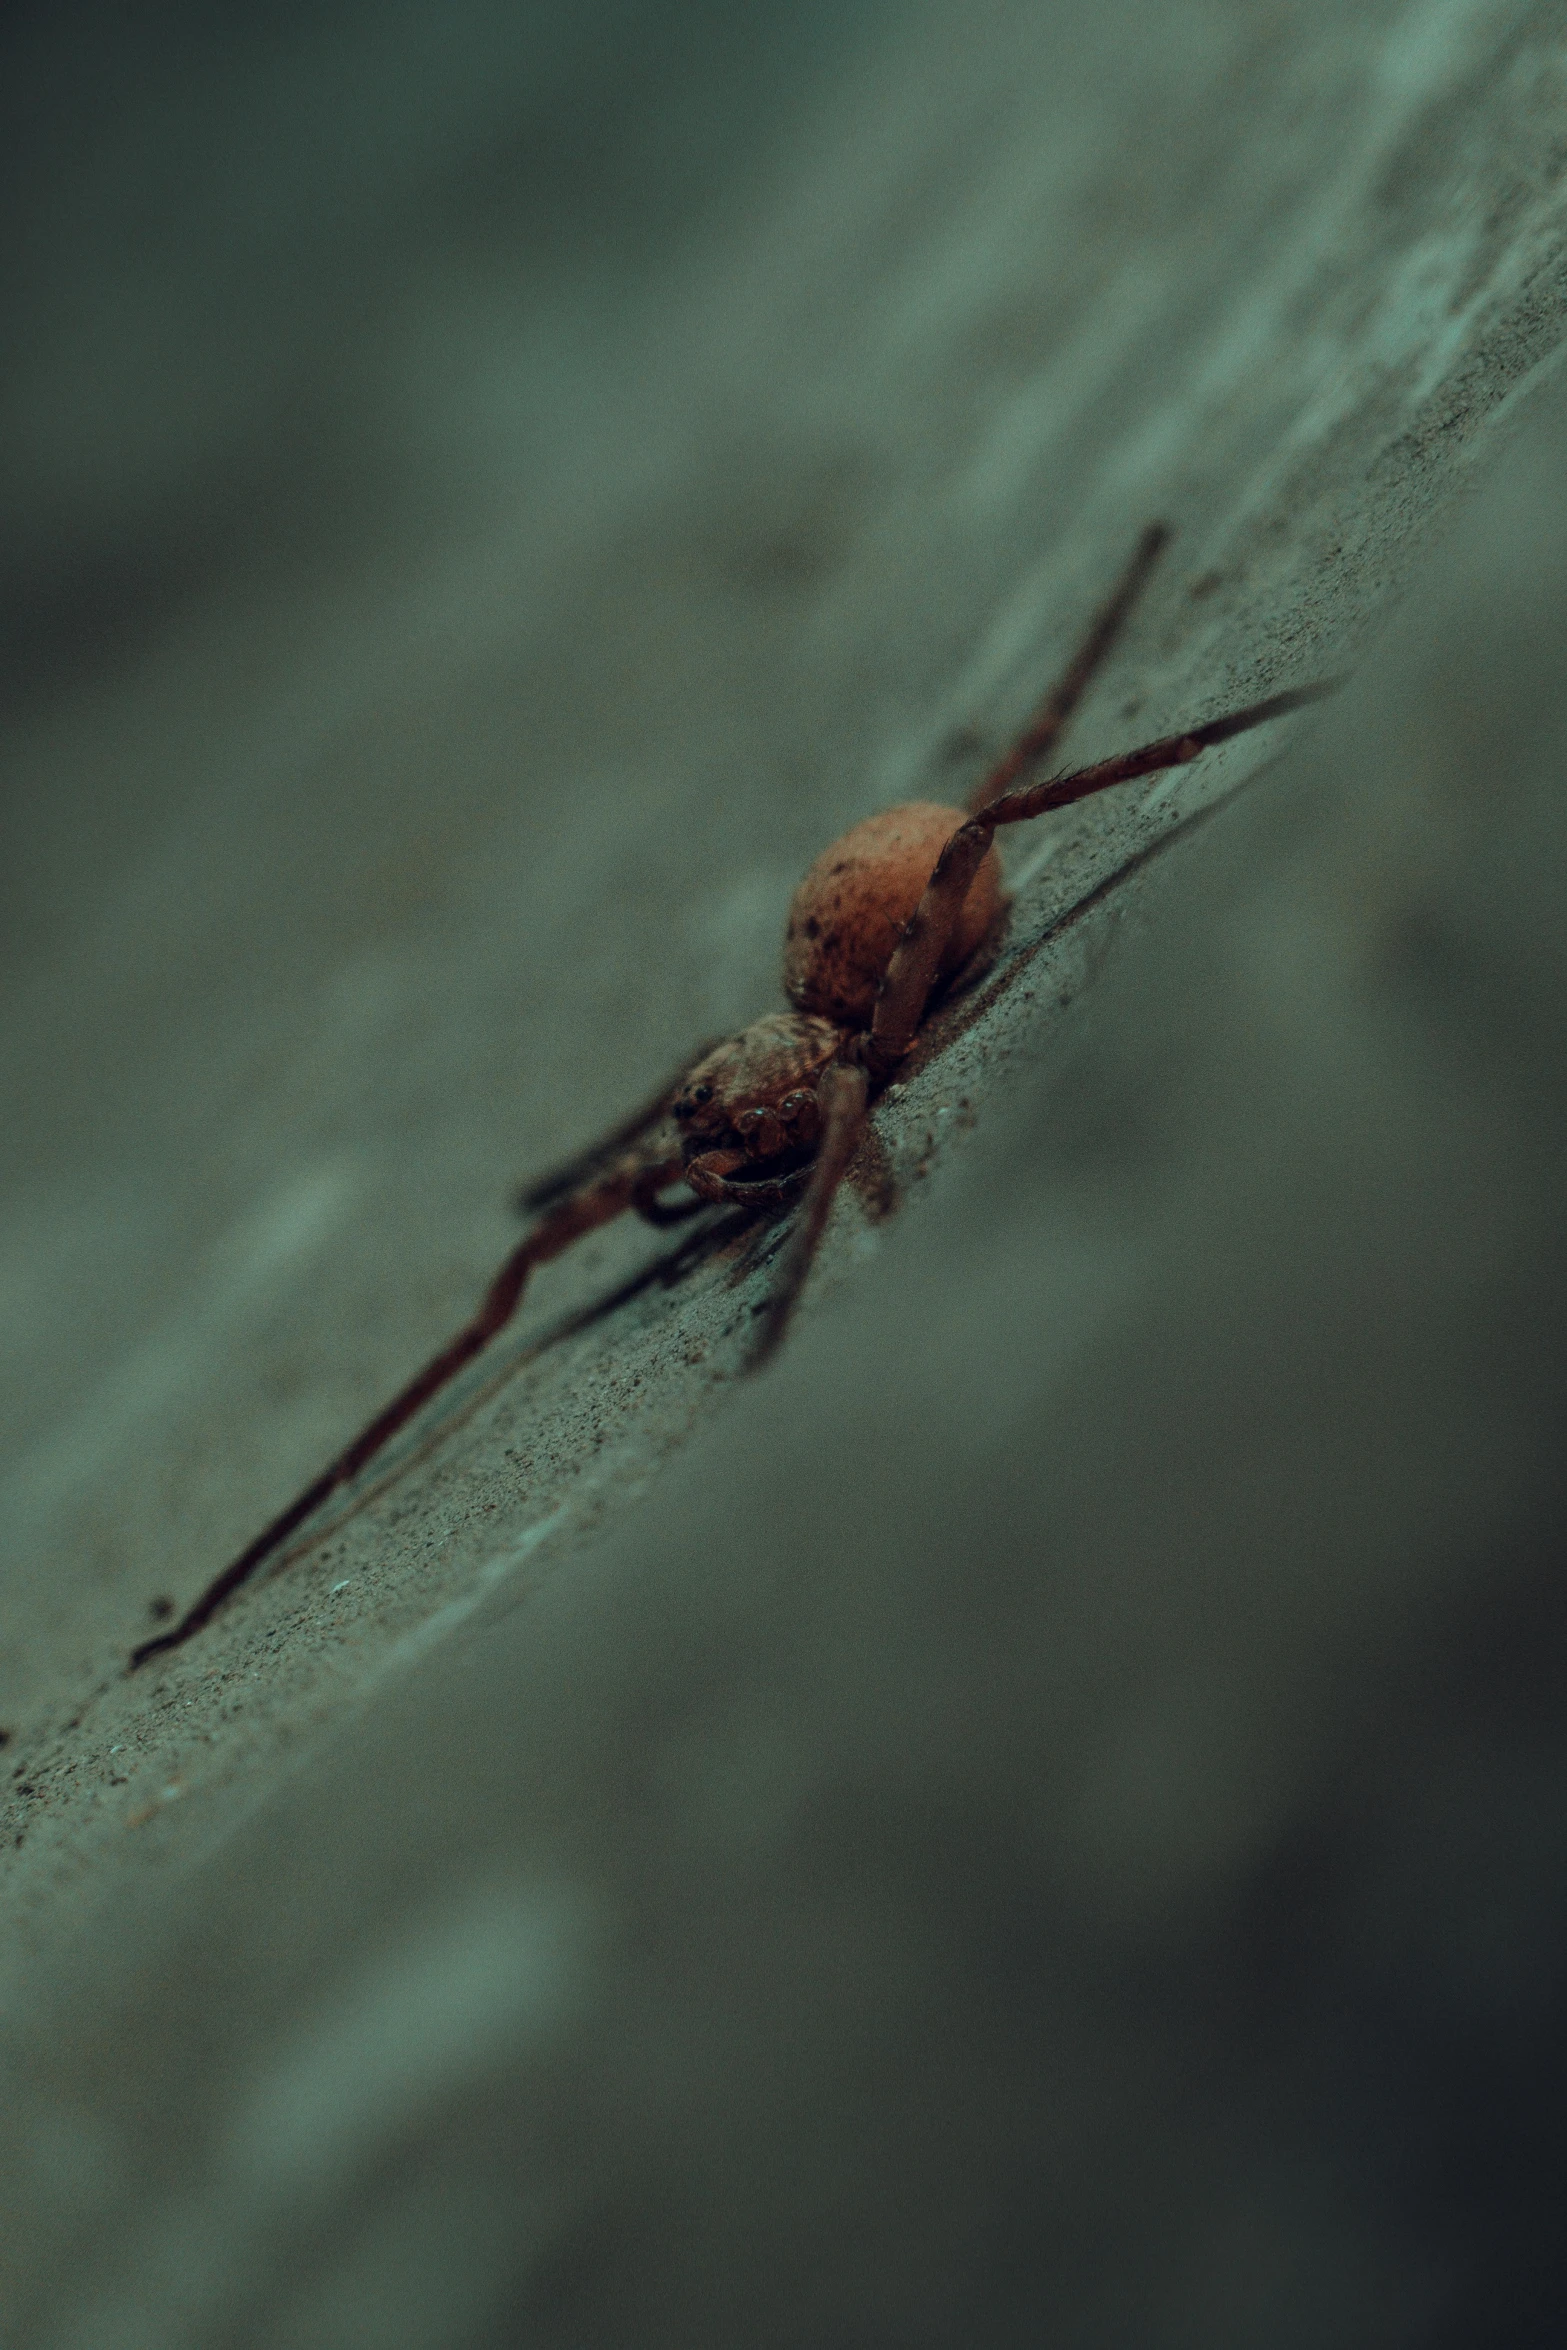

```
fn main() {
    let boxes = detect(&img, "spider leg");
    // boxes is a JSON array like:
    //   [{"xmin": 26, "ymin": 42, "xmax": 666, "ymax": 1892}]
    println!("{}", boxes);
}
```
[
  {"xmin": 516, "ymin": 1039, "xmax": 723, "ymax": 1213},
  {"xmin": 129, "ymin": 1140, "xmax": 683, "ymax": 1670},
  {"xmin": 967, "ymin": 522, "xmax": 1170, "ymax": 812},
  {"xmin": 975, "ymin": 678, "xmax": 1341, "ymax": 829},
  {"xmin": 632, "ymin": 1167, "xmax": 708, "ymax": 1227},
  {"xmin": 748, "ymin": 1060, "xmax": 870, "ymax": 1366},
  {"xmin": 868, "ymin": 676, "xmax": 1339, "ymax": 1073}
]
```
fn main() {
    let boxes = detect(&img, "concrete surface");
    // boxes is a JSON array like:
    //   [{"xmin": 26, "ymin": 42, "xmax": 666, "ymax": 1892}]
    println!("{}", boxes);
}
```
[{"xmin": 2, "ymin": 2, "xmax": 1567, "ymax": 2343}]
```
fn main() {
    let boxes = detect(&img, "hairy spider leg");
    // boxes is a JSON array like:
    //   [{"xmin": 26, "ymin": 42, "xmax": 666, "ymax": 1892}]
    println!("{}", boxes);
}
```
[
  {"xmin": 749, "ymin": 1061, "xmax": 870, "ymax": 1365},
  {"xmin": 870, "ymin": 678, "xmax": 1338, "ymax": 1072},
  {"xmin": 746, "ymin": 675, "xmax": 1339, "ymax": 1358},
  {"xmin": 966, "ymin": 521, "xmax": 1171, "ymax": 813},
  {"xmin": 129, "ymin": 1137, "xmax": 683, "ymax": 1669}
]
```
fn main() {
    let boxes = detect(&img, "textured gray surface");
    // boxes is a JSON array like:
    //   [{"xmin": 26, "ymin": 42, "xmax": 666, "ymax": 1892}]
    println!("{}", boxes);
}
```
[{"xmin": 3, "ymin": 3, "xmax": 1567, "ymax": 2343}]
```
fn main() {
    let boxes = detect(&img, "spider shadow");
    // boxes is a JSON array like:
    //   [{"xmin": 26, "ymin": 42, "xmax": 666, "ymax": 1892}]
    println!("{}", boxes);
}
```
[
  {"xmin": 256, "ymin": 1196, "xmax": 776, "ymax": 1591},
  {"xmin": 904, "ymin": 784, "xmax": 1232, "ymax": 1079}
]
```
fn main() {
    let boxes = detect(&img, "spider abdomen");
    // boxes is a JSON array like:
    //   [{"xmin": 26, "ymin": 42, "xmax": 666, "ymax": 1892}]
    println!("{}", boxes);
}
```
[{"xmin": 782, "ymin": 801, "xmax": 1005, "ymax": 1028}]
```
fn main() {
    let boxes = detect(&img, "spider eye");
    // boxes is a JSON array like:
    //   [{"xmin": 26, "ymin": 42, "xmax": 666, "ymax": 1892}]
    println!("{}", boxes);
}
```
[{"xmin": 691, "ymin": 1083, "xmax": 713, "ymax": 1105}]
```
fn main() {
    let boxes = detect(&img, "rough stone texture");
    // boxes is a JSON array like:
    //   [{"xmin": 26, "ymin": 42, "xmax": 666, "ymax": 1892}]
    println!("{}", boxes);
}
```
[{"xmin": 3, "ymin": 3, "xmax": 1567, "ymax": 2344}]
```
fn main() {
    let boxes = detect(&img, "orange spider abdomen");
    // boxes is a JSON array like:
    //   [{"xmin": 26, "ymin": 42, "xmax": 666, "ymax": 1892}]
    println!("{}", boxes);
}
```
[{"xmin": 782, "ymin": 801, "xmax": 1005, "ymax": 1028}]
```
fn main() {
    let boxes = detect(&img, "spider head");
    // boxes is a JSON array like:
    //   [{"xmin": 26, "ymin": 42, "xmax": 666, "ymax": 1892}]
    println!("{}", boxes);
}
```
[
  {"xmin": 672, "ymin": 1014, "xmax": 842, "ymax": 1161},
  {"xmin": 671, "ymin": 1074, "xmax": 725, "ymax": 1140}
]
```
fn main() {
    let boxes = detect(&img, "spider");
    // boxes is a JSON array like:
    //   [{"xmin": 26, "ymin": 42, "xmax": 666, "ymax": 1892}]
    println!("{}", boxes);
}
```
[{"xmin": 129, "ymin": 524, "xmax": 1331, "ymax": 1669}]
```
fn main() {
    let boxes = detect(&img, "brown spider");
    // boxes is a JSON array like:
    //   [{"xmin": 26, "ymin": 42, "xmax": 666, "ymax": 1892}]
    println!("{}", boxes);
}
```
[{"xmin": 129, "ymin": 525, "xmax": 1331, "ymax": 1669}]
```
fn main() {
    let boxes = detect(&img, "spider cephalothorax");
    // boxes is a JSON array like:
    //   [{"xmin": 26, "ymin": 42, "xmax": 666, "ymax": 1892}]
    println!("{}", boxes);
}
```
[
  {"xmin": 672, "ymin": 1011, "xmax": 838, "ymax": 1197},
  {"xmin": 132, "ymin": 523, "xmax": 1335, "ymax": 1668}
]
